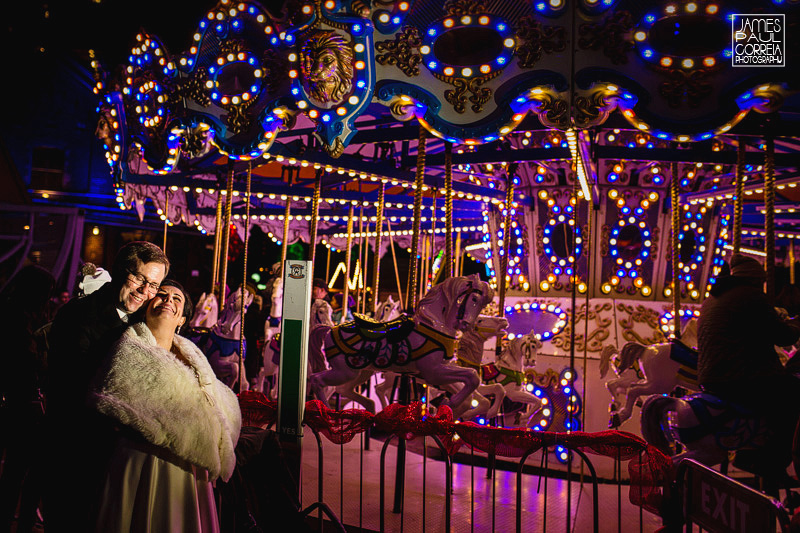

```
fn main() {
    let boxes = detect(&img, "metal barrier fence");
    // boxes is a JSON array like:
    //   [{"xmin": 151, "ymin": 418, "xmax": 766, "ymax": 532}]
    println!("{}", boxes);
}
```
[{"xmin": 301, "ymin": 423, "xmax": 662, "ymax": 533}]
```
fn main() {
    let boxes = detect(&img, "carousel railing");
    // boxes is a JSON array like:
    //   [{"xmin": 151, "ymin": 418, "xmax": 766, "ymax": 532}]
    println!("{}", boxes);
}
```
[{"xmin": 240, "ymin": 391, "xmax": 673, "ymax": 532}]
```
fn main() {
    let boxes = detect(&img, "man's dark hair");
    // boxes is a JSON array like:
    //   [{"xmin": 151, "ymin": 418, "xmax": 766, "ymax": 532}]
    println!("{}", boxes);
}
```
[
  {"xmin": 111, "ymin": 241, "xmax": 170, "ymax": 285},
  {"xmin": 159, "ymin": 278, "xmax": 194, "ymax": 329}
]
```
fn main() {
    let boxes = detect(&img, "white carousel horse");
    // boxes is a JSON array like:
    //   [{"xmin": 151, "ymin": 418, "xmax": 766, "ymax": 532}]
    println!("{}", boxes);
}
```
[
  {"xmin": 478, "ymin": 330, "xmax": 544, "ymax": 428},
  {"xmin": 204, "ymin": 286, "xmax": 254, "ymax": 389},
  {"xmin": 374, "ymin": 314, "xmax": 509, "ymax": 420},
  {"xmin": 640, "ymin": 393, "xmax": 772, "ymax": 469},
  {"xmin": 189, "ymin": 291, "xmax": 219, "ymax": 328},
  {"xmin": 308, "ymin": 275, "xmax": 491, "ymax": 418},
  {"xmin": 600, "ymin": 318, "xmax": 700, "ymax": 428},
  {"xmin": 375, "ymin": 295, "xmax": 402, "ymax": 322}
]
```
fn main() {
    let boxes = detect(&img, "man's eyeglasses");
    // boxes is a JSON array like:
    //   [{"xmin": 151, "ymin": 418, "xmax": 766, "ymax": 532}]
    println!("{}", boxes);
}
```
[{"xmin": 126, "ymin": 269, "xmax": 160, "ymax": 294}]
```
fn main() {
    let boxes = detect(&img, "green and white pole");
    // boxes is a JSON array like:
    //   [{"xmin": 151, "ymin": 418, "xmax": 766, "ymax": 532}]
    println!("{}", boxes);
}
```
[{"xmin": 277, "ymin": 259, "xmax": 312, "ymax": 485}]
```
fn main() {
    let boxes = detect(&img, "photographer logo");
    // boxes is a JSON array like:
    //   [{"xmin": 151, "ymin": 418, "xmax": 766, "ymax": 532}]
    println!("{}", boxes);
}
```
[{"xmin": 732, "ymin": 14, "xmax": 785, "ymax": 67}]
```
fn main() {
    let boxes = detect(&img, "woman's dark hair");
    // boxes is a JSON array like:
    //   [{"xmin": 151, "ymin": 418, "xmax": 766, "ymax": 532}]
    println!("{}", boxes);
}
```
[{"xmin": 159, "ymin": 278, "xmax": 193, "ymax": 330}]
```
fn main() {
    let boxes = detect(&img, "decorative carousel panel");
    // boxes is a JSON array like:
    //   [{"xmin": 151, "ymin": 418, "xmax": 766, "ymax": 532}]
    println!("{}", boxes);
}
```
[
  {"xmin": 546, "ymin": 298, "xmax": 617, "ymax": 357},
  {"xmin": 572, "ymin": 0, "xmax": 797, "ymax": 140},
  {"xmin": 483, "ymin": 188, "xmax": 531, "ymax": 293},
  {"xmin": 270, "ymin": 0, "xmax": 377, "ymax": 157},
  {"xmin": 533, "ymin": 187, "xmax": 590, "ymax": 296},
  {"xmin": 599, "ymin": 186, "xmax": 662, "ymax": 298},
  {"xmin": 660, "ymin": 201, "xmax": 719, "ymax": 303},
  {"xmin": 373, "ymin": 0, "xmax": 572, "ymax": 142}
]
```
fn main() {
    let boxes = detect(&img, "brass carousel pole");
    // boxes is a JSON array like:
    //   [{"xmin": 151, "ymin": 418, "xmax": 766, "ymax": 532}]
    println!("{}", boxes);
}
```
[
  {"xmin": 162, "ymin": 191, "xmax": 169, "ymax": 251},
  {"xmin": 671, "ymin": 159, "xmax": 681, "ymax": 340},
  {"xmin": 358, "ymin": 206, "xmax": 367, "ymax": 314},
  {"xmin": 444, "ymin": 142, "xmax": 454, "ymax": 279},
  {"xmin": 211, "ymin": 189, "xmax": 224, "ymax": 294},
  {"xmin": 407, "ymin": 124, "xmax": 427, "ymax": 312},
  {"xmin": 219, "ymin": 165, "xmax": 235, "ymax": 310},
  {"xmin": 308, "ymin": 168, "xmax": 323, "ymax": 266},
  {"xmin": 342, "ymin": 204, "xmax": 355, "ymax": 323},
  {"xmin": 239, "ymin": 163, "xmax": 252, "ymax": 394},
  {"xmin": 733, "ymin": 138, "xmax": 746, "ymax": 254},
  {"xmin": 495, "ymin": 170, "xmax": 515, "ymax": 357},
  {"xmin": 429, "ymin": 191, "xmax": 438, "ymax": 288},
  {"xmin": 372, "ymin": 183, "xmax": 385, "ymax": 313},
  {"xmin": 385, "ymin": 217, "xmax": 404, "ymax": 309},
  {"xmin": 765, "ymin": 135, "xmax": 776, "ymax": 300},
  {"xmin": 356, "ymin": 207, "xmax": 369, "ymax": 315},
  {"xmin": 361, "ymin": 216, "xmax": 370, "ymax": 314},
  {"xmin": 455, "ymin": 231, "xmax": 462, "ymax": 276},
  {"xmin": 281, "ymin": 198, "xmax": 291, "ymax": 266}
]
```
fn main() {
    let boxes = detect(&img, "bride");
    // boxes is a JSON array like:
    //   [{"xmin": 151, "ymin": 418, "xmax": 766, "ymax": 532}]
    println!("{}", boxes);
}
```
[{"xmin": 89, "ymin": 279, "xmax": 241, "ymax": 532}]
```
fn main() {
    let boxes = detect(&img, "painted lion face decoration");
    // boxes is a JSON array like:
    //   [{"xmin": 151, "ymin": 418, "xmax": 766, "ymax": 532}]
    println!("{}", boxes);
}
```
[{"xmin": 300, "ymin": 30, "xmax": 354, "ymax": 106}]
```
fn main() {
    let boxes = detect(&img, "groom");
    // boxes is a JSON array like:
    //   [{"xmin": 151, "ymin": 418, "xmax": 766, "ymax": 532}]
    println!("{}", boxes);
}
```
[{"xmin": 45, "ymin": 241, "xmax": 169, "ymax": 532}]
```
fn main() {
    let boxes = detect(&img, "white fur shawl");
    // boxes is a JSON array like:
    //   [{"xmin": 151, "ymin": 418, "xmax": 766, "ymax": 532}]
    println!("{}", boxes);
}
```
[{"xmin": 89, "ymin": 322, "xmax": 242, "ymax": 481}]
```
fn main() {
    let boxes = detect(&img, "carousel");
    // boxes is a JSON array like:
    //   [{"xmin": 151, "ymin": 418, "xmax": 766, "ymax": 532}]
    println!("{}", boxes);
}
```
[{"xmin": 90, "ymin": 0, "xmax": 800, "ymax": 530}]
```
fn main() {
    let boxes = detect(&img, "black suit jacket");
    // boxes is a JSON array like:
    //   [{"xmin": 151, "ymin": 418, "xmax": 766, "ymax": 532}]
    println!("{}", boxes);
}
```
[{"xmin": 46, "ymin": 282, "xmax": 128, "ymax": 424}]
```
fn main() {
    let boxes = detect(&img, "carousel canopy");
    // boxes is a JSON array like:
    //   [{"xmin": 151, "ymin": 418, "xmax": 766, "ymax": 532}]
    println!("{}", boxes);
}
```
[{"xmin": 89, "ymin": 0, "xmax": 799, "ymax": 301}]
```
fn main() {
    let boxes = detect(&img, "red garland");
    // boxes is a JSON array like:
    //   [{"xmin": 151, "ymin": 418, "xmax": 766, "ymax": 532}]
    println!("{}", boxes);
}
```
[{"xmin": 238, "ymin": 393, "xmax": 674, "ymax": 514}]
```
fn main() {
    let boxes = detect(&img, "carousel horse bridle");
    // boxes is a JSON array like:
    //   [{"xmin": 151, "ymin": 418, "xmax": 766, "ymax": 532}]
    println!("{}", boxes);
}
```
[{"xmin": 454, "ymin": 282, "xmax": 483, "ymax": 321}]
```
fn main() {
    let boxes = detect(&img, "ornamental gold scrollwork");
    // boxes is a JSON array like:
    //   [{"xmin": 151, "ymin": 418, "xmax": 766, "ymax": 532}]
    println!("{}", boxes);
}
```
[
  {"xmin": 659, "ymin": 69, "xmax": 713, "ymax": 108},
  {"xmin": 573, "ymin": 88, "xmax": 618, "ymax": 129},
  {"xmin": 95, "ymin": 106, "xmax": 116, "ymax": 150},
  {"xmin": 300, "ymin": 30, "xmax": 355, "ymax": 106},
  {"xmin": 225, "ymin": 100, "xmax": 257, "ymax": 134},
  {"xmin": 650, "ymin": 226, "xmax": 660, "ymax": 260},
  {"xmin": 175, "ymin": 67, "xmax": 213, "ymax": 108},
  {"xmin": 551, "ymin": 302, "xmax": 612, "ymax": 353},
  {"xmin": 617, "ymin": 303, "xmax": 665, "ymax": 345},
  {"xmin": 179, "ymin": 124, "xmax": 214, "ymax": 159},
  {"xmin": 442, "ymin": 75, "xmax": 495, "ymax": 114},
  {"xmin": 600, "ymin": 224, "xmax": 610, "ymax": 256},
  {"xmin": 376, "ymin": 27, "xmax": 423, "ymax": 77},
  {"xmin": 514, "ymin": 15, "xmax": 567, "ymax": 70},
  {"xmin": 577, "ymin": 10, "xmax": 634, "ymax": 65},
  {"xmin": 525, "ymin": 368, "xmax": 561, "ymax": 389},
  {"xmin": 444, "ymin": 0, "xmax": 488, "ymax": 16},
  {"xmin": 535, "ymin": 225, "xmax": 544, "ymax": 256},
  {"xmin": 528, "ymin": 92, "xmax": 570, "ymax": 130}
]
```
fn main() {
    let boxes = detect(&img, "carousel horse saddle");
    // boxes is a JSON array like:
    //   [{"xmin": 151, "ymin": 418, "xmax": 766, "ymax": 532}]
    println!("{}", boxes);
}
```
[
  {"xmin": 209, "ymin": 330, "xmax": 246, "ymax": 358},
  {"xmin": 677, "ymin": 392, "xmax": 762, "ymax": 450},
  {"xmin": 669, "ymin": 339, "xmax": 699, "ymax": 384},
  {"xmin": 480, "ymin": 363, "xmax": 523, "ymax": 386},
  {"xmin": 269, "ymin": 333, "xmax": 281, "ymax": 365},
  {"xmin": 351, "ymin": 313, "xmax": 415, "ymax": 343}
]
